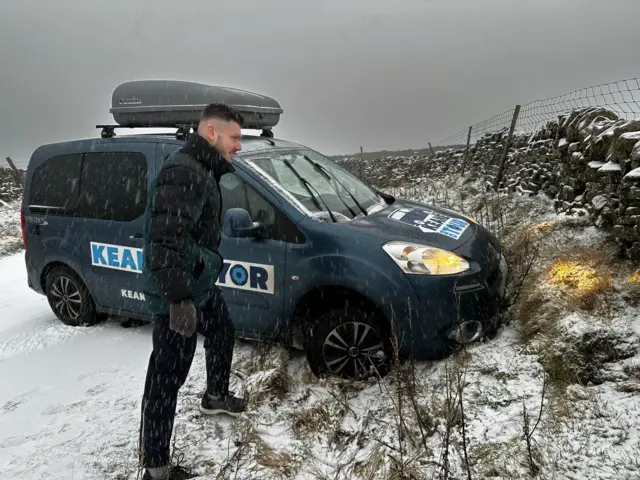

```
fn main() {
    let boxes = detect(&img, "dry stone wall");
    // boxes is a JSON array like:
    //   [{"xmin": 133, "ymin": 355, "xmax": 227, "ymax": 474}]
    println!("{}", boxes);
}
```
[
  {"xmin": 334, "ymin": 107, "xmax": 640, "ymax": 261},
  {"xmin": 0, "ymin": 167, "xmax": 23, "ymax": 203}
]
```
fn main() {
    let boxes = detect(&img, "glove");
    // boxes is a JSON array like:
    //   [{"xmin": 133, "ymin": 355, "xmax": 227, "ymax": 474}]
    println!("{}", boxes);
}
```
[{"xmin": 169, "ymin": 300, "xmax": 197, "ymax": 337}]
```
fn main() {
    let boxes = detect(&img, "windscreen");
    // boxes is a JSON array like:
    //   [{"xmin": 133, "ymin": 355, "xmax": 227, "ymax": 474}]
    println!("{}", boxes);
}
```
[{"xmin": 243, "ymin": 148, "xmax": 386, "ymax": 221}]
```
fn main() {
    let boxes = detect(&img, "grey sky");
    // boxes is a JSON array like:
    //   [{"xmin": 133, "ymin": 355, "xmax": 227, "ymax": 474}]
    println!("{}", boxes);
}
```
[{"xmin": 1, "ymin": 0, "xmax": 639, "ymax": 166}]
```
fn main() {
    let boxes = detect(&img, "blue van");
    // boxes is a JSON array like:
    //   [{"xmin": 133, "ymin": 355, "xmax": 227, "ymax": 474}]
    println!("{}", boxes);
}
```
[{"xmin": 20, "ymin": 80, "xmax": 507, "ymax": 379}]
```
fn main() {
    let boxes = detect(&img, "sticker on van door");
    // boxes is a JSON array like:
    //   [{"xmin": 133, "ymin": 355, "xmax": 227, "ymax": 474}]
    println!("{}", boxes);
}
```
[
  {"xmin": 388, "ymin": 207, "xmax": 470, "ymax": 240},
  {"xmin": 217, "ymin": 260, "xmax": 275, "ymax": 295},
  {"xmin": 91, "ymin": 242, "xmax": 143, "ymax": 273},
  {"xmin": 90, "ymin": 241, "xmax": 275, "ymax": 294}
]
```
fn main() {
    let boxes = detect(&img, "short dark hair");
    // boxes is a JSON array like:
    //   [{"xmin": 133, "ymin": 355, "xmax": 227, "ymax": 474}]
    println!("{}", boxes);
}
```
[{"xmin": 200, "ymin": 103, "xmax": 244, "ymax": 127}]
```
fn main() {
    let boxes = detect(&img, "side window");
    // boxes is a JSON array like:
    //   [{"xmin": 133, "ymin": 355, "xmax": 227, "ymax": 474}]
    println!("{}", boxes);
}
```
[
  {"xmin": 246, "ymin": 184, "xmax": 277, "ymax": 227},
  {"xmin": 219, "ymin": 173, "xmax": 249, "ymax": 216},
  {"xmin": 219, "ymin": 173, "xmax": 304, "ymax": 243},
  {"xmin": 77, "ymin": 152, "xmax": 148, "ymax": 222},
  {"xmin": 29, "ymin": 154, "xmax": 81, "ymax": 212}
]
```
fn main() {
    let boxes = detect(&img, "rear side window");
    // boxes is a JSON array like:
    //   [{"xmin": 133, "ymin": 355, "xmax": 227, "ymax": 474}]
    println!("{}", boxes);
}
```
[
  {"xmin": 77, "ymin": 152, "xmax": 148, "ymax": 222},
  {"xmin": 29, "ymin": 154, "xmax": 81, "ymax": 212}
]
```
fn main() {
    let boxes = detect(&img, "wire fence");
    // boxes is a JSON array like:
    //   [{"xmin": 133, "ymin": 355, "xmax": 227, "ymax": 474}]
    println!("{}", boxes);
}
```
[{"xmin": 435, "ymin": 76, "xmax": 640, "ymax": 147}]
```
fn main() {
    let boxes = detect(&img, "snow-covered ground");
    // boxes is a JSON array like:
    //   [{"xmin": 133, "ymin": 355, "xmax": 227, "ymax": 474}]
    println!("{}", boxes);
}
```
[{"xmin": 3, "ymin": 175, "xmax": 640, "ymax": 479}]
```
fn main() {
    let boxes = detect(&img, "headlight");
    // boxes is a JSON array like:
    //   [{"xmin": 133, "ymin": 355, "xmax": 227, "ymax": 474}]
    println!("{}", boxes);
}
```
[{"xmin": 382, "ymin": 241, "xmax": 470, "ymax": 275}]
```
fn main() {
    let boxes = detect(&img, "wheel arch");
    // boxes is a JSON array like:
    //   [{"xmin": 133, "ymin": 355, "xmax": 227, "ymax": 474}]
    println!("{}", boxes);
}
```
[
  {"xmin": 290, "ymin": 285, "xmax": 390, "ymax": 348},
  {"xmin": 40, "ymin": 261, "xmax": 84, "ymax": 292}
]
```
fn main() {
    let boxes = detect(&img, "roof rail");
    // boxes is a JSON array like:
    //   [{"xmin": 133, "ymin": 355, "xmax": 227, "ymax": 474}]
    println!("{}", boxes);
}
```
[
  {"xmin": 97, "ymin": 124, "xmax": 195, "ymax": 140},
  {"xmin": 96, "ymin": 124, "xmax": 275, "ymax": 141}
]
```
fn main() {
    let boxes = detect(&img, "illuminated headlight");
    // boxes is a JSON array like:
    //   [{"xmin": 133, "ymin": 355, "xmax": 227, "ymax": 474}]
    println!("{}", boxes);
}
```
[{"xmin": 382, "ymin": 241, "xmax": 470, "ymax": 275}]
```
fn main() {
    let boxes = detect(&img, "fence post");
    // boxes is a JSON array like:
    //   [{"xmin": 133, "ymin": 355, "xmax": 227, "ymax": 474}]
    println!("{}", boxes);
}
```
[
  {"xmin": 461, "ymin": 126, "xmax": 473, "ymax": 174},
  {"xmin": 359, "ymin": 146, "xmax": 364, "ymax": 180},
  {"xmin": 554, "ymin": 114, "xmax": 562, "ymax": 149},
  {"xmin": 428, "ymin": 142, "xmax": 436, "ymax": 157},
  {"xmin": 493, "ymin": 105, "xmax": 521, "ymax": 191}
]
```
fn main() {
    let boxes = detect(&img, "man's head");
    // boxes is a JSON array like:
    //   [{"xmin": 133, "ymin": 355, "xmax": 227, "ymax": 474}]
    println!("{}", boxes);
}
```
[{"xmin": 197, "ymin": 103, "xmax": 244, "ymax": 162}]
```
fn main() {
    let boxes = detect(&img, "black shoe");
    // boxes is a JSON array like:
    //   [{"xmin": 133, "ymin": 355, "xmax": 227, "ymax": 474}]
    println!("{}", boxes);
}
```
[
  {"xmin": 199, "ymin": 391, "xmax": 246, "ymax": 417},
  {"xmin": 142, "ymin": 465, "xmax": 196, "ymax": 480}
]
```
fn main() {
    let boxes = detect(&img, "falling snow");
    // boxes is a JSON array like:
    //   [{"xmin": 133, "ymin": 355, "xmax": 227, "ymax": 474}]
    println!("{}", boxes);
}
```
[{"xmin": 3, "ymin": 165, "xmax": 640, "ymax": 479}]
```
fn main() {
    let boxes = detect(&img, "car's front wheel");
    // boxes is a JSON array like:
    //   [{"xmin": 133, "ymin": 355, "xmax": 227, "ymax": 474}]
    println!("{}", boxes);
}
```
[
  {"xmin": 304, "ymin": 306, "xmax": 392, "ymax": 380},
  {"xmin": 44, "ymin": 266, "xmax": 101, "ymax": 327}
]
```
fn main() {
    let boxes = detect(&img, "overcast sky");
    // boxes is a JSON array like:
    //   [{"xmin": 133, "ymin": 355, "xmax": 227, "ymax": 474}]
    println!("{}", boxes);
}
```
[{"xmin": 1, "ymin": 0, "xmax": 639, "ymax": 166}]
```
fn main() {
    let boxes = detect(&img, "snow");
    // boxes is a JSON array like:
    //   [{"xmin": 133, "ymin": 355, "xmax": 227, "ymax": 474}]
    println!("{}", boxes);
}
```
[
  {"xmin": 5, "ymin": 177, "xmax": 640, "ymax": 479},
  {"xmin": 624, "ymin": 167, "xmax": 640, "ymax": 180},
  {"xmin": 599, "ymin": 160, "xmax": 622, "ymax": 172}
]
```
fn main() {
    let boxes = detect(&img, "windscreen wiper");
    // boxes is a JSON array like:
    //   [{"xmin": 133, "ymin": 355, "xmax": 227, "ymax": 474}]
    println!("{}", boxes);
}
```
[
  {"xmin": 283, "ymin": 159, "xmax": 338, "ymax": 223},
  {"xmin": 302, "ymin": 155, "xmax": 368, "ymax": 217}
]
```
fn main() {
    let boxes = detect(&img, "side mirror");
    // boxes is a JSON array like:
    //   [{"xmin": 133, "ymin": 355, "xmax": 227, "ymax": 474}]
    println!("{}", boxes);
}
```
[
  {"xmin": 223, "ymin": 208, "xmax": 263, "ymax": 238},
  {"xmin": 374, "ymin": 188, "xmax": 395, "ymax": 204}
]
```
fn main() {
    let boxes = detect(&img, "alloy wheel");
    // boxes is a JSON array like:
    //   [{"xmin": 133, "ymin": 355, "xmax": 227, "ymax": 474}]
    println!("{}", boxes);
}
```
[
  {"xmin": 50, "ymin": 275, "xmax": 83, "ymax": 322},
  {"xmin": 322, "ymin": 321, "xmax": 387, "ymax": 379}
]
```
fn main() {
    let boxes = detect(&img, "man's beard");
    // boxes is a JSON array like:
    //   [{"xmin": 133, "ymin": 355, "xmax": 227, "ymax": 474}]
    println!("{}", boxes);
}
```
[{"xmin": 214, "ymin": 138, "xmax": 227, "ymax": 159}]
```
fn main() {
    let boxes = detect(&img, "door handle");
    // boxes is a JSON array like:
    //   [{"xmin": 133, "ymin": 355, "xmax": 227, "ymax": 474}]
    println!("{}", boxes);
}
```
[{"xmin": 129, "ymin": 233, "xmax": 144, "ymax": 240}]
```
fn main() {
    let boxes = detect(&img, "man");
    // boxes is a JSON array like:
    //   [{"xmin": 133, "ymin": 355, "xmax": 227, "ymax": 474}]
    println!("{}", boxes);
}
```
[{"xmin": 139, "ymin": 103, "xmax": 247, "ymax": 480}]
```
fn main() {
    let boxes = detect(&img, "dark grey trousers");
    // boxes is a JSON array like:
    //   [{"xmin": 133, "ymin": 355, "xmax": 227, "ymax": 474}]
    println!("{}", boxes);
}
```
[{"xmin": 139, "ymin": 288, "xmax": 234, "ymax": 468}]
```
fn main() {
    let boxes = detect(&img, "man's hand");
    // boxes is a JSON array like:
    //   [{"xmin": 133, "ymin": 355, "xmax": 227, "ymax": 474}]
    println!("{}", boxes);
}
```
[{"xmin": 169, "ymin": 300, "xmax": 197, "ymax": 337}]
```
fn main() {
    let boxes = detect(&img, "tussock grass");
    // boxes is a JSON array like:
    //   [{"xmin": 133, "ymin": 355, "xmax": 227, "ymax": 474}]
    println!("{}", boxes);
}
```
[
  {"xmin": 240, "ymin": 346, "xmax": 293, "ymax": 405},
  {"xmin": 292, "ymin": 400, "xmax": 341, "ymax": 440},
  {"xmin": 234, "ymin": 420, "xmax": 298, "ymax": 479},
  {"xmin": 546, "ymin": 247, "xmax": 615, "ymax": 311}
]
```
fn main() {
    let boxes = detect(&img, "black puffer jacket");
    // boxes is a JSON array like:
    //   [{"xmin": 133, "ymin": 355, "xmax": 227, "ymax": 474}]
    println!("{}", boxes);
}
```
[{"xmin": 142, "ymin": 134, "xmax": 234, "ymax": 314}]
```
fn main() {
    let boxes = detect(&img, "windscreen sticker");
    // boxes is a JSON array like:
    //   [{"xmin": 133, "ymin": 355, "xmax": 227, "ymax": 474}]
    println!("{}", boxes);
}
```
[{"xmin": 388, "ymin": 207, "xmax": 470, "ymax": 240}]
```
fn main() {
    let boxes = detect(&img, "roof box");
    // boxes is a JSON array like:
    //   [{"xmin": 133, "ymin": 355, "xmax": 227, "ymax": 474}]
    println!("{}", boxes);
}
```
[{"xmin": 109, "ymin": 80, "xmax": 283, "ymax": 130}]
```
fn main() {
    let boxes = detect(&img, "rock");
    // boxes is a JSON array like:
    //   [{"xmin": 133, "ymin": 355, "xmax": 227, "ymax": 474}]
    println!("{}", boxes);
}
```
[
  {"xmin": 592, "ymin": 194, "xmax": 609, "ymax": 212},
  {"xmin": 558, "ymin": 138, "xmax": 569, "ymax": 153},
  {"xmin": 601, "ymin": 207, "xmax": 616, "ymax": 223},
  {"xmin": 631, "ymin": 140, "xmax": 640, "ymax": 162},
  {"xmin": 613, "ymin": 225, "xmax": 640, "ymax": 242},
  {"xmin": 618, "ymin": 216, "xmax": 636, "ymax": 226},
  {"xmin": 629, "ymin": 243, "xmax": 640, "ymax": 261},
  {"xmin": 567, "ymin": 107, "xmax": 620, "ymax": 142},
  {"xmin": 611, "ymin": 131, "xmax": 640, "ymax": 163},
  {"xmin": 624, "ymin": 167, "xmax": 640, "ymax": 182},
  {"xmin": 562, "ymin": 185, "xmax": 576, "ymax": 202},
  {"xmin": 599, "ymin": 161, "xmax": 623, "ymax": 173},
  {"xmin": 566, "ymin": 176, "xmax": 582, "ymax": 189},
  {"xmin": 629, "ymin": 187, "xmax": 640, "ymax": 200},
  {"xmin": 626, "ymin": 207, "xmax": 640, "ymax": 216}
]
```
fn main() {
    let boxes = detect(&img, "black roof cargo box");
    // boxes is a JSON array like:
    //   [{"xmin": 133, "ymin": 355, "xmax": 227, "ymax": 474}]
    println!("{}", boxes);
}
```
[{"xmin": 109, "ymin": 80, "xmax": 283, "ymax": 130}]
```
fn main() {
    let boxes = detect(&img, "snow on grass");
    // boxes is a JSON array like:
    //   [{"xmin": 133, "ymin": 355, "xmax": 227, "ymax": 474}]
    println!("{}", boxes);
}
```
[
  {"xmin": 4, "ymin": 172, "xmax": 640, "ymax": 479},
  {"xmin": 0, "ymin": 198, "xmax": 21, "ymax": 258}
]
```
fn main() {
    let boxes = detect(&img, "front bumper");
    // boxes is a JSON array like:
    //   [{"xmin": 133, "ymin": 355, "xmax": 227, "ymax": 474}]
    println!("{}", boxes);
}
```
[{"xmin": 398, "ymin": 253, "xmax": 508, "ymax": 361}]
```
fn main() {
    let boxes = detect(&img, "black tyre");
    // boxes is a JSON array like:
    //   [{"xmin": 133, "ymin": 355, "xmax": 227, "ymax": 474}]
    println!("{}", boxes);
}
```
[
  {"xmin": 304, "ymin": 305, "xmax": 392, "ymax": 380},
  {"xmin": 44, "ymin": 266, "xmax": 101, "ymax": 327}
]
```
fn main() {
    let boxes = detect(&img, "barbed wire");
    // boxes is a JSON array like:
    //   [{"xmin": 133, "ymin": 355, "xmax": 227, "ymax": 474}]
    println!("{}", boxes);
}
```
[{"xmin": 435, "ymin": 76, "xmax": 640, "ymax": 147}]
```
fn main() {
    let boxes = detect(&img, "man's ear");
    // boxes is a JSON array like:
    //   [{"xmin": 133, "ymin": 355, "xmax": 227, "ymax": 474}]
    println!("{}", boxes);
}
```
[{"xmin": 207, "ymin": 122, "xmax": 218, "ymax": 143}]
